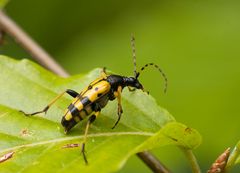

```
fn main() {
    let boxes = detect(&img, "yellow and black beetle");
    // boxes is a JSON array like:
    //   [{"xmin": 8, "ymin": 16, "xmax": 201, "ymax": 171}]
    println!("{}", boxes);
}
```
[{"xmin": 21, "ymin": 36, "xmax": 167, "ymax": 164}]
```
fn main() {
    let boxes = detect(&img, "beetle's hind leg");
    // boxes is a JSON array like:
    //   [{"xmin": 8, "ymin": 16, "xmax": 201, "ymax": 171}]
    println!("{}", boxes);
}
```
[
  {"xmin": 20, "ymin": 89, "xmax": 79, "ymax": 116},
  {"xmin": 82, "ymin": 111, "xmax": 100, "ymax": 164}
]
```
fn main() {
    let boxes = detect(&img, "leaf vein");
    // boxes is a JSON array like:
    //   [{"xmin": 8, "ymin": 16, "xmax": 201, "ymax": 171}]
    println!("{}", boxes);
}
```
[{"xmin": 0, "ymin": 131, "xmax": 153, "ymax": 154}]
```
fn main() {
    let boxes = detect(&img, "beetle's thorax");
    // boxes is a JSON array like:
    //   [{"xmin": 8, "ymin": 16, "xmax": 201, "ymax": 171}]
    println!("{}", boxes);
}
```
[
  {"xmin": 107, "ymin": 75, "xmax": 143, "ymax": 90},
  {"xmin": 106, "ymin": 75, "xmax": 125, "ymax": 91}
]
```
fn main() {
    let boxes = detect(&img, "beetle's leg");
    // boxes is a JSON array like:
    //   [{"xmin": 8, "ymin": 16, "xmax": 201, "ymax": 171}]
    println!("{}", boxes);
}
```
[
  {"xmin": 128, "ymin": 86, "xmax": 136, "ymax": 92},
  {"xmin": 112, "ymin": 86, "xmax": 123, "ymax": 129},
  {"xmin": 101, "ymin": 67, "xmax": 107, "ymax": 79},
  {"xmin": 82, "ymin": 111, "xmax": 100, "ymax": 164},
  {"xmin": 141, "ymin": 88, "xmax": 150, "ymax": 95},
  {"xmin": 102, "ymin": 67, "xmax": 107, "ymax": 73},
  {"xmin": 66, "ymin": 89, "xmax": 79, "ymax": 98},
  {"xmin": 20, "ymin": 89, "xmax": 79, "ymax": 116}
]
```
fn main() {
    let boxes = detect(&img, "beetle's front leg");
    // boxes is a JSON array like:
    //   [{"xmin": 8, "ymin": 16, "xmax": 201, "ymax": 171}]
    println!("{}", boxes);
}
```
[
  {"xmin": 112, "ymin": 86, "xmax": 123, "ymax": 129},
  {"xmin": 101, "ymin": 67, "xmax": 107, "ymax": 79},
  {"xmin": 128, "ymin": 86, "xmax": 136, "ymax": 92}
]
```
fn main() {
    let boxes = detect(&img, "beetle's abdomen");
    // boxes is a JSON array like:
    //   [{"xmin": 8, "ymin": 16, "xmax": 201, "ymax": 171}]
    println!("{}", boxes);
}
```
[
  {"xmin": 64, "ymin": 97, "xmax": 93, "ymax": 122},
  {"xmin": 62, "ymin": 97, "xmax": 94, "ymax": 133}
]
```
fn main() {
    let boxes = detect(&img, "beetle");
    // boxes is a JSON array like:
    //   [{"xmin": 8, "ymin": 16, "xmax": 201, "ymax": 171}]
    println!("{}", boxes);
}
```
[{"xmin": 21, "ymin": 36, "xmax": 167, "ymax": 164}]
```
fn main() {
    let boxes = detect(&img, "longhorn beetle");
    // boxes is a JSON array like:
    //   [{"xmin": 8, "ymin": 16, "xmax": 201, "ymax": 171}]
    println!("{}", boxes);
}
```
[{"xmin": 21, "ymin": 35, "xmax": 167, "ymax": 164}]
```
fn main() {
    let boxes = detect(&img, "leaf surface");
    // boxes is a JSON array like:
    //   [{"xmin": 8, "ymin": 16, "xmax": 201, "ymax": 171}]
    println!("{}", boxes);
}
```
[{"xmin": 0, "ymin": 56, "xmax": 201, "ymax": 173}]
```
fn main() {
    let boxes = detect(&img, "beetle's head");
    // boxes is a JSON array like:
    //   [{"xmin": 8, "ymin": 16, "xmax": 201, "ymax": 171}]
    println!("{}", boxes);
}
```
[
  {"xmin": 124, "ymin": 76, "xmax": 150, "ymax": 94},
  {"xmin": 125, "ymin": 77, "xmax": 143, "ymax": 90},
  {"xmin": 61, "ymin": 116, "xmax": 77, "ymax": 134}
]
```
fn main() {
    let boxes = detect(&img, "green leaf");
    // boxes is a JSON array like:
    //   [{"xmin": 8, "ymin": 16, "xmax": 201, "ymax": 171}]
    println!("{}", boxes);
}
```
[
  {"xmin": 234, "ymin": 141, "xmax": 240, "ymax": 164},
  {"xmin": 0, "ymin": 55, "xmax": 201, "ymax": 173},
  {"xmin": 136, "ymin": 122, "xmax": 202, "ymax": 152},
  {"xmin": 0, "ymin": 0, "xmax": 8, "ymax": 8},
  {"xmin": 226, "ymin": 140, "xmax": 240, "ymax": 171}
]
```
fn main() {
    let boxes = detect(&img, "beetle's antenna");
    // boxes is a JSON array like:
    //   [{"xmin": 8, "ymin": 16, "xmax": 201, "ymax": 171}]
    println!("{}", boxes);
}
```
[
  {"xmin": 131, "ymin": 34, "xmax": 138, "ymax": 78},
  {"xmin": 138, "ymin": 63, "xmax": 168, "ymax": 93}
]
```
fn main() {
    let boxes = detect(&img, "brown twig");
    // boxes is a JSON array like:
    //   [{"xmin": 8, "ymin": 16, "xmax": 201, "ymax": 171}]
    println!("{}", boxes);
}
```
[
  {"xmin": 137, "ymin": 151, "xmax": 171, "ymax": 173},
  {"xmin": 0, "ymin": 10, "xmax": 169, "ymax": 172},
  {"xmin": 0, "ymin": 10, "xmax": 68, "ymax": 77}
]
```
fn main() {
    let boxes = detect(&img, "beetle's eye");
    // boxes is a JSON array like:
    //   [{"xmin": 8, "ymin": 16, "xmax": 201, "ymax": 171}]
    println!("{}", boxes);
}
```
[{"xmin": 135, "ymin": 82, "xmax": 142, "ymax": 89}]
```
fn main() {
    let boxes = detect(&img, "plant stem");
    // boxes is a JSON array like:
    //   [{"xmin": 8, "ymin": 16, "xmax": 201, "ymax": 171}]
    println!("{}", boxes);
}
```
[
  {"xmin": 137, "ymin": 151, "xmax": 171, "ymax": 173},
  {"xmin": 0, "ymin": 10, "xmax": 169, "ymax": 173},
  {"xmin": 0, "ymin": 10, "xmax": 68, "ymax": 77},
  {"xmin": 182, "ymin": 149, "xmax": 201, "ymax": 173}
]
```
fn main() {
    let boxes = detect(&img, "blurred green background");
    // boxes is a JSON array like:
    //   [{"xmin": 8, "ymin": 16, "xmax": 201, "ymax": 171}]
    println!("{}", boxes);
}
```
[{"xmin": 1, "ymin": 0, "xmax": 240, "ymax": 172}]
